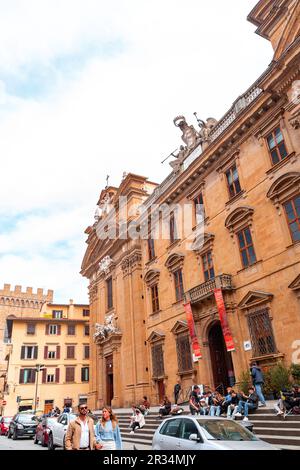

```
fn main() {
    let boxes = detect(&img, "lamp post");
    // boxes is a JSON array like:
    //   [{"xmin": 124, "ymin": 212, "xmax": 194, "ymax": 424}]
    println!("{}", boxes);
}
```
[{"xmin": 34, "ymin": 364, "xmax": 45, "ymax": 414}]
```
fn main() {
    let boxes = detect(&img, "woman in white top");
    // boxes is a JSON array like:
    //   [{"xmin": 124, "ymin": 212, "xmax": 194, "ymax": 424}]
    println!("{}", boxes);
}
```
[{"xmin": 129, "ymin": 408, "xmax": 145, "ymax": 434}]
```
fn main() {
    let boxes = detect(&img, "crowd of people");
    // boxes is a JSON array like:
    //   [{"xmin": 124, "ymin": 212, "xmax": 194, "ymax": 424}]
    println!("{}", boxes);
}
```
[{"xmin": 40, "ymin": 360, "xmax": 300, "ymax": 450}]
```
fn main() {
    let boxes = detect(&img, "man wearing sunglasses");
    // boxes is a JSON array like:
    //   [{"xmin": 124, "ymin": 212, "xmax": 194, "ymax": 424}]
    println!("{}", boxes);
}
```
[{"xmin": 65, "ymin": 403, "xmax": 102, "ymax": 450}]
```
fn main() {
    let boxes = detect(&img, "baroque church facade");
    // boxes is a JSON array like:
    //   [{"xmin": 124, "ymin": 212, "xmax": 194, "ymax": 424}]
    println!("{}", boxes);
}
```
[{"xmin": 81, "ymin": 0, "xmax": 300, "ymax": 409}]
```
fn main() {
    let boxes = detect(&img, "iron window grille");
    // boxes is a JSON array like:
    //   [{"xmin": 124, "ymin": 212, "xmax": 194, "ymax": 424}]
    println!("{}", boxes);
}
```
[{"xmin": 247, "ymin": 308, "xmax": 277, "ymax": 357}]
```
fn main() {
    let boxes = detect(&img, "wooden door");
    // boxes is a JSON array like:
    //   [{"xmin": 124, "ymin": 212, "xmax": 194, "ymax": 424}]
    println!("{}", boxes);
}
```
[
  {"xmin": 106, "ymin": 355, "xmax": 114, "ymax": 405},
  {"xmin": 157, "ymin": 380, "xmax": 165, "ymax": 403},
  {"xmin": 208, "ymin": 322, "xmax": 233, "ymax": 391}
]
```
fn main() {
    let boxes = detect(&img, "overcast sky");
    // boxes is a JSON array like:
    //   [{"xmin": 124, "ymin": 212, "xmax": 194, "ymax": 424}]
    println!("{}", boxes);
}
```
[{"xmin": 0, "ymin": 0, "xmax": 273, "ymax": 303}]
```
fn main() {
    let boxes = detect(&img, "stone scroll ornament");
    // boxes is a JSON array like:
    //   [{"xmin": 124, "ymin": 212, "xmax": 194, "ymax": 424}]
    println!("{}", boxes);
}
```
[
  {"xmin": 98, "ymin": 256, "xmax": 114, "ymax": 275},
  {"xmin": 94, "ymin": 314, "xmax": 118, "ymax": 341}
]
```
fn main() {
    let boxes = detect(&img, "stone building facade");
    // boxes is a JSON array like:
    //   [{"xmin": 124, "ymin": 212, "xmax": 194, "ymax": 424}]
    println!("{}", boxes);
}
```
[
  {"xmin": 0, "ymin": 284, "xmax": 53, "ymax": 395},
  {"xmin": 81, "ymin": 0, "xmax": 300, "ymax": 409}
]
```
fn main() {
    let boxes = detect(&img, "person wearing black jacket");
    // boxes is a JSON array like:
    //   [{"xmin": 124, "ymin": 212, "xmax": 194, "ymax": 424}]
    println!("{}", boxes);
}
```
[
  {"xmin": 235, "ymin": 387, "xmax": 258, "ymax": 421},
  {"xmin": 174, "ymin": 380, "xmax": 181, "ymax": 405}
]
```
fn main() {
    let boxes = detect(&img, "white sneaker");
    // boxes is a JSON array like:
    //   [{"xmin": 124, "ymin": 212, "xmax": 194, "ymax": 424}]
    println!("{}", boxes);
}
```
[
  {"xmin": 130, "ymin": 431, "xmax": 134, "ymax": 434},
  {"xmin": 243, "ymin": 417, "xmax": 249, "ymax": 421},
  {"xmin": 235, "ymin": 412, "xmax": 242, "ymax": 417}
]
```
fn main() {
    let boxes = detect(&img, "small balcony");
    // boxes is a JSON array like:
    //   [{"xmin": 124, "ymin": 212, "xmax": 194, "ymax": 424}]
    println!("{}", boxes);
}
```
[{"xmin": 184, "ymin": 274, "xmax": 233, "ymax": 304}]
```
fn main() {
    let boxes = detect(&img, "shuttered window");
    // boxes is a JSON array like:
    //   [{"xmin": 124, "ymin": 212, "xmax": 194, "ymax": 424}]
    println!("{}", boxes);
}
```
[
  {"xmin": 26, "ymin": 323, "xmax": 36, "ymax": 335},
  {"xmin": 83, "ymin": 345, "xmax": 90, "ymax": 359},
  {"xmin": 67, "ymin": 324, "xmax": 76, "ymax": 335},
  {"xmin": 174, "ymin": 269, "xmax": 184, "ymax": 302},
  {"xmin": 247, "ymin": 308, "xmax": 277, "ymax": 357},
  {"xmin": 67, "ymin": 345, "xmax": 75, "ymax": 359},
  {"xmin": 21, "ymin": 345, "xmax": 38, "ymax": 360},
  {"xmin": 66, "ymin": 367, "xmax": 75, "ymax": 383},
  {"xmin": 151, "ymin": 344, "xmax": 164, "ymax": 378},
  {"xmin": 176, "ymin": 334, "xmax": 192, "ymax": 372},
  {"xmin": 19, "ymin": 368, "xmax": 36, "ymax": 384}
]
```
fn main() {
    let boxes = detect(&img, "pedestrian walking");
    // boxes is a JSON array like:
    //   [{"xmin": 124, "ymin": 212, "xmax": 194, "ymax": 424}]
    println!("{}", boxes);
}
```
[
  {"xmin": 65, "ymin": 403, "xmax": 100, "ymax": 450},
  {"xmin": 95, "ymin": 406, "xmax": 122, "ymax": 450},
  {"xmin": 174, "ymin": 380, "xmax": 181, "ymax": 405},
  {"xmin": 250, "ymin": 362, "xmax": 266, "ymax": 406}
]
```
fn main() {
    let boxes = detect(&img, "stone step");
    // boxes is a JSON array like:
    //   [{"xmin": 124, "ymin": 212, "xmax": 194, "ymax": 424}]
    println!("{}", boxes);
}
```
[
  {"xmin": 250, "ymin": 420, "xmax": 300, "ymax": 428},
  {"xmin": 254, "ymin": 427, "xmax": 300, "ymax": 437},
  {"xmin": 238, "ymin": 414, "xmax": 300, "ymax": 421},
  {"xmin": 255, "ymin": 434, "xmax": 300, "ymax": 447},
  {"xmin": 121, "ymin": 431, "xmax": 153, "ymax": 441},
  {"xmin": 119, "ymin": 427, "xmax": 155, "ymax": 436}
]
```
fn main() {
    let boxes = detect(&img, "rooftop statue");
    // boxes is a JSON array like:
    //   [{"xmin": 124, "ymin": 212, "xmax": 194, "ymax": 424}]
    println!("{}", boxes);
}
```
[{"xmin": 173, "ymin": 115, "xmax": 200, "ymax": 150}]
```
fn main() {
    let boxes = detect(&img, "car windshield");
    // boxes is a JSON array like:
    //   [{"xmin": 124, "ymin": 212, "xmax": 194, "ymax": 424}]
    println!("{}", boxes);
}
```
[
  {"xmin": 17, "ymin": 415, "xmax": 36, "ymax": 423},
  {"xmin": 197, "ymin": 419, "xmax": 258, "ymax": 441}
]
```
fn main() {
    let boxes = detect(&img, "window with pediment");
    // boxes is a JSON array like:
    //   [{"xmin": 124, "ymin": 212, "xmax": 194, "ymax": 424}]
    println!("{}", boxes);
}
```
[
  {"xmin": 267, "ymin": 172, "xmax": 300, "ymax": 244},
  {"xmin": 238, "ymin": 291, "xmax": 277, "ymax": 358}
]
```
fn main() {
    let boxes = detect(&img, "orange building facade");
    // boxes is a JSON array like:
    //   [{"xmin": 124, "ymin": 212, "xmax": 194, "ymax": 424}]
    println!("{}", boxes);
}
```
[{"xmin": 81, "ymin": 0, "xmax": 300, "ymax": 409}]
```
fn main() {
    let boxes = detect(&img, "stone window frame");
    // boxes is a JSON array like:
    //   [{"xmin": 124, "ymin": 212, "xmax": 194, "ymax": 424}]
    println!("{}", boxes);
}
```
[
  {"xmin": 289, "ymin": 274, "xmax": 300, "ymax": 300},
  {"xmin": 186, "ymin": 180, "xmax": 208, "ymax": 228},
  {"xmin": 255, "ymin": 110, "xmax": 296, "ymax": 175},
  {"xmin": 171, "ymin": 321, "xmax": 194, "ymax": 376},
  {"xmin": 238, "ymin": 291, "xmax": 279, "ymax": 361},
  {"xmin": 147, "ymin": 331, "xmax": 166, "ymax": 380},
  {"xmin": 225, "ymin": 207, "xmax": 260, "ymax": 270},
  {"xmin": 267, "ymin": 172, "xmax": 300, "ymax": 245},
  {"xmin": 165, "ymin": 253, "xmax": 185, "ymax": 303},
  {"xmin": 144, "ymin": 269, "xmax": 161, "ymax": 315},
  {"xmin": 216, "ymin": 149, "xmax": 246, "ymax": 207}
]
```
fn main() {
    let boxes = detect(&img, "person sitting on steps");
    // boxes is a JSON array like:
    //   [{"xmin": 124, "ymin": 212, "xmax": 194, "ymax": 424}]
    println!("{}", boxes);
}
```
[{"xmin": 235, "ymin": 387, "xmax": 258, "ymax": 421}]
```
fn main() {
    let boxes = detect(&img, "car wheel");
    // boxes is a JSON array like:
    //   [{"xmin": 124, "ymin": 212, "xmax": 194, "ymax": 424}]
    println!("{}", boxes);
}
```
[
  {"xmin": 12, "ymin": 430, "xmax": 18, "ymax": 440},
  {"xmin": 48, "ymin": 433, "xmax": 55, "ymax": 450}
]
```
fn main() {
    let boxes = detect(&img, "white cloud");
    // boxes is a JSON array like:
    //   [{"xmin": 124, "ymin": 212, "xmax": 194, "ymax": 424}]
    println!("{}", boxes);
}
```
[{"xmin": 0, "ymin": 0, "xmax": 273, "ymax": 302}]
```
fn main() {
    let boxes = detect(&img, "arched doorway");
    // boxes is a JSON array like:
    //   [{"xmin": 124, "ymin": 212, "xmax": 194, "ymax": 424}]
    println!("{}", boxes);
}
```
[{"xmin": 208, "ymin": 322, "xmax": 235, "ymax": 392}]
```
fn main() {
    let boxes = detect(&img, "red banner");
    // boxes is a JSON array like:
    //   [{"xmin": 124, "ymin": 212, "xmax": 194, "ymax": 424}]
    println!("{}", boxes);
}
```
[
  {"xmin": 184, "ymin": 302, "xmax": 202, "ymax": 359},
  {"xmin": 214, "ymin": 288, "xmax": 235, "ymax": 352}
]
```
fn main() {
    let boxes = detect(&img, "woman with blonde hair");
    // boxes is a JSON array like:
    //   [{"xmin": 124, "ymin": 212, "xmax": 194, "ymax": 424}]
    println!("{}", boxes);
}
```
[{"xmin": 95, "ymin": 406, "xmax": 122, "ymax": 450}]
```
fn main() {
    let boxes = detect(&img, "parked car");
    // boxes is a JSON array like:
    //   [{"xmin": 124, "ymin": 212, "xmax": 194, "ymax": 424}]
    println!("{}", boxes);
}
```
[
  {"xmin": 34, "ymin": 416, "xmax": 57, "ymax": 447},
  {"xmin": 48, "ymin": 413, "xmax": 78, "ymax": 450},
  {"xmin": 152, "ymin": 416, "xmax": 280, "ymax": 450},
  {"xmin": 7, "ymin": 413, "xmax": 38, "ymax": 440},
  {"xmin": 0, "ymin": 416, "xmax": 13, "ymax": 435}
]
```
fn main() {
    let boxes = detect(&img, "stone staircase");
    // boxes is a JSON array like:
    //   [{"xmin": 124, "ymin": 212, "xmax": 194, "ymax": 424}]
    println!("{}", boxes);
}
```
[{"xmin": 113, "ymin": 407, "xmax": 300, "ymax": 450}]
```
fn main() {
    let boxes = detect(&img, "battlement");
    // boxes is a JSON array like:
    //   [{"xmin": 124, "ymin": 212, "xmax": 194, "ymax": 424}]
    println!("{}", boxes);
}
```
[{"xmin": 0, "ymin": 284, "xmax": 54, "ymax": 303}]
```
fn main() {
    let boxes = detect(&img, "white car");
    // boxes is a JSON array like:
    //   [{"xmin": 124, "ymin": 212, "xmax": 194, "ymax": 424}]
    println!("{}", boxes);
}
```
[
  {"xmin": 48, "ymin": 413, "xmax": 78, "ymax": 450},
  {"xmin": 152, "ymin": 416, "xmax": 280, "ymax": 450}
]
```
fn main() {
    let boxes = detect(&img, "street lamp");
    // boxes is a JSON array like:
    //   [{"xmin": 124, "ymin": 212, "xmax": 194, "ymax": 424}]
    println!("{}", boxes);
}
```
[{"xmin": 33, "ymin": 364, "xmax": 45, "ymax": 414}]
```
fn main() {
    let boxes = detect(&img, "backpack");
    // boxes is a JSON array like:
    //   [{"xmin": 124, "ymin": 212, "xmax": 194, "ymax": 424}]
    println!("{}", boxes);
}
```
[{"xmin": 293, "ymin": 406, "xmax": 300, "ymax": 415}]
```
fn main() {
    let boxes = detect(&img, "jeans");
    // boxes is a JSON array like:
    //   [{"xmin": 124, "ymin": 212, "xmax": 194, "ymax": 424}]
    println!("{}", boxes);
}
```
[
  {"xmin": 227, "ymin": 404, "xmax": 238, "ymax": 418},
  {"xmin": 210, "ymin": 405, "xmax": 221, "ymax": 416},
  {"xmin": 237, "ymin": 400, "xmax": 257, "ymax": 417},
  {"xmin": 190, "ymin": 406, "xmax": 200, "ymax": 415},
  {"xmin": 255, "ymin": 384, "xmax": 266, "ymax": 405}
]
